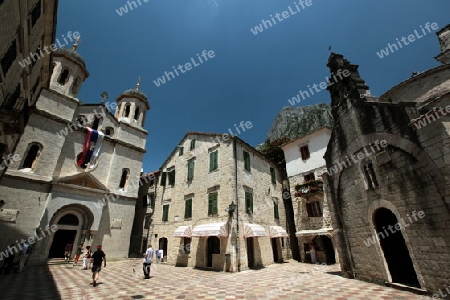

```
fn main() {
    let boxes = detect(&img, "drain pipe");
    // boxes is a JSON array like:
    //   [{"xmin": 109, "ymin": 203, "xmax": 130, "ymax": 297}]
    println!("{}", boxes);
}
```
[{"xmin": 233, "ymin": 138, "xmax": 240, "ymax": 272}]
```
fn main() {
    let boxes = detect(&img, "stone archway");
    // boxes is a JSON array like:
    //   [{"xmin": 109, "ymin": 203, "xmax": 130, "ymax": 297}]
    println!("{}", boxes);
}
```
[
  {"xmin": 373, "ymin": 207, "xmax": 420, "ymax": 287},
  {"xmin": 45, "ymin": 205, "xmax": 94, "ymax": 259}
]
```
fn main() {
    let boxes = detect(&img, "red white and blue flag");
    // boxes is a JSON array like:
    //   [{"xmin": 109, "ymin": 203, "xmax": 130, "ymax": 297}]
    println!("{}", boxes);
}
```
[{"xmin": 77, "ymin": 128, "xmax": 104, "ymax": 169}]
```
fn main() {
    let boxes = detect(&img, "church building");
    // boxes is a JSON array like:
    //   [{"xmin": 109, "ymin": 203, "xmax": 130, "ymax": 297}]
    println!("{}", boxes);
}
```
[
  {"xmin": 324, "ymin": 24, "xmax": 450, "ymax": 295},
  {"xmin": 0, "ymin": 42, "xmax": 150, "ymax": 262}
]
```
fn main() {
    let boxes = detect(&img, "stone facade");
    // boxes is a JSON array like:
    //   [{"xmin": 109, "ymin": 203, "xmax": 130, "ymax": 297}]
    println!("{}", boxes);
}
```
[
  {"xmin": 148, "ymin": 132, "xmax": 290, "ymax": 272},
  {"xmin": 0, "ymin": 0, "xmax": 57, "ymax": 179},
  {"xmin": 281, "ymin": 127, "xmax": 338, "ymax": 264},
  {"xmin": 0, "ymin": 45, "xmax": 150, "ymax": 262},
  {"xmin": 323, "ymin": 25, "xmax": 450, "ymax": 295}
]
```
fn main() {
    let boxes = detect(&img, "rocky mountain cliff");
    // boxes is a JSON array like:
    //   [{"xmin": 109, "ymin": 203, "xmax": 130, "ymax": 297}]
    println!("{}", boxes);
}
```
[{"xmin": 265, "ymin": 103, "xmax": 333, "ymax": 142}]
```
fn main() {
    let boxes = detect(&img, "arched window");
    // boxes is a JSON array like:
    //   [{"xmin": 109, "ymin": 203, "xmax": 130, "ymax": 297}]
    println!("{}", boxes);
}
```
[
  {"xmin": 124, "ymin": 104, "xmax": 131, "ymax": 118},
  {"xmin": 76, "ymin": 115, "xmax": 88, "ymax": 127},
  {"xmin": 71, "ymin": 77, "xmax": 80, "ymax": 94},
  {"xmin": 134, "ymin": 106, "xmax": 140, "ymax": 120},
  {"xmin": 21, "ymin": 142, "xmax": 43, "ymax": 170},
  {"xmin": 104, "ymin": 127, "xmax": 114, "ymax": 137},
  {"xmin": 119, "ymin": 169, "xmax": 130, "ymax": 189},
  {"xmin": 57, "ymin": 68, "xmax": 69, "ymax": 85},
  {"xmin": 92, "ymin": 116, "xmax": 102, "ymax": 130}
]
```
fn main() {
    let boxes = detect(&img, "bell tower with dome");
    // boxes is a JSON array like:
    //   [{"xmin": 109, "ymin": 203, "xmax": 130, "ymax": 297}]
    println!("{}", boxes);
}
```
[
  {"xmin": 115, "ymin": 79, "xmax": 150, "ymax": 128},
  {"xmin": 49, "ymin": 39, "xmax": 89, "ymax": 98}
]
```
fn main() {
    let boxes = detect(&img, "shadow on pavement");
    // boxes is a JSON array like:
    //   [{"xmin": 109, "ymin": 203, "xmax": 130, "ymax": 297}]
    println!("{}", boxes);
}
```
[{"xmin": 0, "ymin": 261, "xmax": 61, "ymax": 300}]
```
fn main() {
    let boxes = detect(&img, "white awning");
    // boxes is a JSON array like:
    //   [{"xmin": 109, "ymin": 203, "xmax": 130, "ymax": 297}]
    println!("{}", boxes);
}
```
[
  {"xmin": 173, "ymin": 225, "xmax": 192, "ymax": 237},
  {"xmin": 244, "ymin": 223, "xmax": 268, "ymax": 238},
  {"xmin": 295, "ymin": 228, "xmax": 333, "ymax": 236},
  {"xmin": 192, "ymin": 222, "xmax": 228, "ymax": 237},
  {"xmin": 269, "ymin": 226, "xmax": 289, "ymax": 238}
]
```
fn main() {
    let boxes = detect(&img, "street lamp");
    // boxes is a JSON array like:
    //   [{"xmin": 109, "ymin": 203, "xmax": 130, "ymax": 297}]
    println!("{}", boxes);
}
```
[{"xmin": 226, "ymin": 201, "xmax": 237, "ymax": 216}]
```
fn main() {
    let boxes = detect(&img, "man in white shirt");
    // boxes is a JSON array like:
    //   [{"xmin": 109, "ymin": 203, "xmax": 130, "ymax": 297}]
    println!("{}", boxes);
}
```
[{"xmin": 143, "ymin": 244, "xmax": 154, "ymax": 279}]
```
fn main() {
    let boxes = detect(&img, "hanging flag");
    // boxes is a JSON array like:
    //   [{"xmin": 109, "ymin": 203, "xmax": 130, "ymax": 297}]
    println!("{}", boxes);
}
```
[
  {"xmin": 89, "ymin": 131, "xmax": 104, "ymax": 168},
  {"xmin": 77, "ymin": 128, "xmax": 100, "ymax": 169}
]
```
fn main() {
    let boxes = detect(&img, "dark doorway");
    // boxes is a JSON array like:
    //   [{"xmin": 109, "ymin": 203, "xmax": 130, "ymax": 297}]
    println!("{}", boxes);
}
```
[
  {"xmin": 246, "ymin": 237, "xmax": 254, "ymax": 268},
  {"xmin": 271, "ymin": 238, "xmax": 279, "ymax": 262},
  {"xmin": 322, "ymin": 236, "xmax": 336, "ymax": 264},
  {"xmin": 374, "ymin": 208, "xmax": 420, "ymax": 287},
  {"xmin": 48, "ymin": 229, "xmax": 77, "ymax": 258},
  {"xmin": 207, "ymin": 237, "xmax": 220, "ymax": 268},
  {"xmin": 159, "ymin": 238, "xmax": 168, "ymax": 261}
]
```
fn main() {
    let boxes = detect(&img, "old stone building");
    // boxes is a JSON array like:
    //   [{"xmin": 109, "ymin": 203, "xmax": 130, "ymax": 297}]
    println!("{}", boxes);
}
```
[
  {"xmin": 149, "ymin": 132, "xmax": 290, "ymax": 272},
  {"xmin": 281, "ymin": 127, "xmax": 337, "ymax": 264},
  {"xmin": 324, "ymin": 24, "xmax": 450, "ymax": 294},
  {"xmin": 0, "ymin": 0, "xmax": 58, "ymax": 178},
  {"xmin": 0, "ymin": 42, "xmax": 150, "ymax": 262}
]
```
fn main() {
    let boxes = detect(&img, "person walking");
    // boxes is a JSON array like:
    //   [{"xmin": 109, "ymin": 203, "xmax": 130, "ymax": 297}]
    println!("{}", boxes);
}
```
[
  {"xmin": 143, "ymin": 243, "xmax": 154, "ymax": 279},
  {"xmin": 90, "ymin": 245, "xmax": 106, "ymax": 287},
  {"xmin": 73, "ymin": 243, "xmax": 83, "ymax": 266},
  {"xmin": 82, "ymin": 246, "xmax": 91, "ymax": 270},
  {"xmin": 19, "ymin": 242, "xmax": 30, "ymax": 272},
  {"xmin": 64, "ymin": 241, "xmax": 73, "ymax": 263},
  {"xmin": 310, "ymin": 243, "xmax": 317, "ymax": 264}
]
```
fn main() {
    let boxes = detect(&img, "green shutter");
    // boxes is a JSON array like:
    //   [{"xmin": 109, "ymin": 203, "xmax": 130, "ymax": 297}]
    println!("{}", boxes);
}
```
[
  {"xmin": 208, "ymin": 193, "xmax": 213, "ymax": 215},
  {"xmin": 179, "ymin": 146, "xmax": 184, "ymax": 156},
  {"xmin": 162, "ymin": 205, "xmax": 169, "ymax": 221},
  {"xmin": 274, "ymin": 201, "xmax": 279, "ymax": 219},
  {"xmin": 185, "ymin": 199, "xmax": 192, "ymax": 219},
  {"xmin": 190, "ymin": 139, "xmax": 196, "ymax": 150},
  {"xmin": 209, "ymin": 151, "xmax": 218, "ymax": 171},
  {"xmin": 168, "ymin": 170, "xmax": 175, "ymax": 185},
  {"xmin": 160, "ymin": 172, "xmax": 167, "ymax": 186},
  {"xmin": 212, "ymin": 192, "xmax": 218, "ymax": 214},
  {"xmin": 244, "ymin": 151, "xmax": 251, "ymax": 171},
  {"xmin": 187, "ymin": 160, "xmax": 195, "ymax": 181},
  {"xmin": 214, "ymin": 151, "xmax": 218, "ymax": 170},
  {"xmin": 209, "ymin": 152, "xmax": 214, "ymax": 171},
  {"xmin": 270, "ymin": 167, "xmax": 276, "ymax": 184},
  {"xmin": 208, "ymin": 192, "xmax": 218, "ymax": 215},
  {"xmin": 245, "ymin": 191, "xmax": 253, "ymax": 213}
]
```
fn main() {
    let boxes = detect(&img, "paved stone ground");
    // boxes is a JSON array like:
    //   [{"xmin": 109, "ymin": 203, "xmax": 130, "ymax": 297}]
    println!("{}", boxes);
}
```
[{"xmin": 0, "ymin": 259, "xmax": 427, "ymax": 299}]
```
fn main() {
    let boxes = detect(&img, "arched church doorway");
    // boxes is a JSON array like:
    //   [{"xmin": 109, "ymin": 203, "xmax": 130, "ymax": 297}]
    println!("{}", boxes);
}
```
[
  {"xmin": 48, "ymin": 214, "xmax": 80, "ymax": 258},
  {"xmin": 374, "ymin": 208, "xmax": 420, "ymax": 287}
]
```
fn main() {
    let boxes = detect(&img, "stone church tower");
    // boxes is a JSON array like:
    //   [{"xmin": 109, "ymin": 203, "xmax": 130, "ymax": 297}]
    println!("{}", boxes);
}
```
[
  {"xmin": 323, "ymin": 25, "xmax": 450, "ymax": 295},
  {"xmin": 0, "ymin": 43, "xmax": 150, "ymax": 262}
]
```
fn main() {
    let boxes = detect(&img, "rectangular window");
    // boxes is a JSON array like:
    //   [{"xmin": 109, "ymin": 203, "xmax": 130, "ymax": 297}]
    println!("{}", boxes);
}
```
[
  {"xmin": 274, "ymin": 200, "xmax": 279, "ymax": 219},
  {"xmin": 306, "ymin": 202, "xmax": 322, "ymax": 217},
  {"xmin": 304, "ymin": 172, "xmax": 315, "ymax": 182},
  {"xmin": 168, "ymin": 169, "xmax": 175, "ymax": 185},
  {"xmin": 300, "ymin": 145, "xmax": 310, "ymax": 160},
  {"xmin": 144, "ymin": 213, "xmax": 151, "ymax": 229},
  {"xmin": 208, "ymin": 192, "xmax": 218, "ymax": 215},
  {"xmin": 209, "ymin": 150, "xmax": 218, "ymax": 171},
  {"xmin": 179, "ymin": 146, "xmax": 184, "ymax": 156},
  {"xmin": 184, "ymin": 198, "xmax": 192, "ymax": 219},
  {"xmin": 187, "ymin": 159, "xmax": 195, "ymax": 181},
  {"xmin": 30, "ymin": 0, "xmax": 41, "ymax": 27},
  {"xmin": 245, "ymin": 191, "xmax": 253, "ymax": 214},
  {"xmin": 243, "ymin": 151, "xmax": 251, "ymax": 171},
  {"xmin": 270, "ymin": 167, "xmax": 276, "ymax": 184},
  {"xmin": 162, "ymin": 204, "xmax": 169, "ymax": 221},
  {"xmin": 1, "ymin": 39, "xmax": 17, "ymax": 76},
  {"xmin": 160, "ymin": 172, "xmax": 167, "ymax": 186},
  {"xmin": 190, "ymin": 139, "xmax": 196, "ymax": 150}
]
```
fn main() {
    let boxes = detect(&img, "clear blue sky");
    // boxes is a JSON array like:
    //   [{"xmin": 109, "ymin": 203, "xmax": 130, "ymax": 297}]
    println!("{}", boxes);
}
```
[{"xmin": 55, "ymin": 0, "xmax": 449, "ymax": 172}]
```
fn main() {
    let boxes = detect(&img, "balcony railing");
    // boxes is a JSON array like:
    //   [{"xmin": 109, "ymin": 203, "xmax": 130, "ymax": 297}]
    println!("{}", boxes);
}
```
[{"xmin": 294, "ymin": 180, "xmax": 324, "ymax": 197}]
